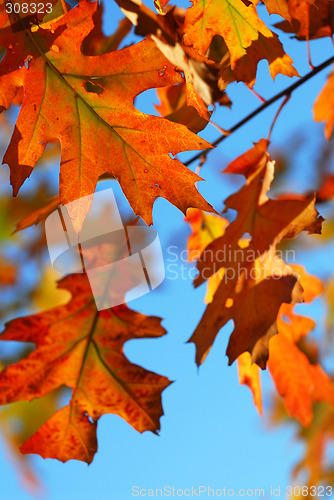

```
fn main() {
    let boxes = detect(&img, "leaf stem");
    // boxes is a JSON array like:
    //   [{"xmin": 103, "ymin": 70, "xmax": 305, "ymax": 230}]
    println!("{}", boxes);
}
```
[
  {"xmin": 267, "ymin": 94, "xmax": 290, "ymax": 142},
  {"xmin": 247, "ymin": 87, "xmax": 266, "ymax": 103},
  {"xmin": 184, "ymin": 55, "xmax": 334, "ymax": 167},
  {"xmin": 306, "ymin": 35, "xmax": 314, "ymax": 70}
]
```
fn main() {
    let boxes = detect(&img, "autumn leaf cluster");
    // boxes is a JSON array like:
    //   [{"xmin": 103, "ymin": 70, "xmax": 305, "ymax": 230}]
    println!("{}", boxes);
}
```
[{"xmin": 0, "ymin": 0, "xmax": 334, "ymax": 487}]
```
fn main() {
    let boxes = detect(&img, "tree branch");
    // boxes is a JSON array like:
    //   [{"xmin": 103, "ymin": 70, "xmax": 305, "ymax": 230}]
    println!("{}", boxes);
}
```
[{"xmin": 184, "ymin": 55, "xmax": 334, "ymax": 168}]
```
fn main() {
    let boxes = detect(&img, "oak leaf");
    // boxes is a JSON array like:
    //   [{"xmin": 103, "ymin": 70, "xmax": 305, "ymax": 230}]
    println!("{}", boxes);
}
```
[
  {"xmin": 0, "ymin": 1, "xmax": 213, "ymax": 229},
  {"xmin": 314, "ymin": 71, "xmax": 334, "ymax": 140},
  {"xmin": 185, "ymin": 209, "xmax": 262, "ymax": 413},
  {"xmin": 261, "ymin": 0, "xmax": 294, "ymax": 22},
  {"xmin": 185, "ymin": 207, "xmax": 229, "ymax": 263},
  {"xmin": 237, "ymin": 351, "xmax": 263, "ymax": 415},
  {"xmin": 81, "ymin": 7, "xmax": 132, "ymax": 56},
  {"xmin": 0, "ymin": 273, "xmax": 171, "ymax": 463},
  {"xmin": 269, "ymin": 336, "xmax": 334, "ymax": 426},
  {"xmin": 155, "ymin": 83, "xmax": 211, "ymax": 134},
  {"xmin": 189, "ymin": 140, "xmax": 323, "ymax": 368},
  {"xmin": 183, "ymin": 0, "xmax": 298, "ymax": 83},
  {"xmin": 185, "ymin": 211, "xmax": 330, "ymax": 419},
  {"xmin": 115, "ymin": 0, "xmax": 227, "ymax": 105},
  {"xmin": 275, "ymin": 0, "xmax": 334, "ymax": 40},
  {"xmin": 269, "ymin": 265, "xmax": 334, "ymax": 426}
]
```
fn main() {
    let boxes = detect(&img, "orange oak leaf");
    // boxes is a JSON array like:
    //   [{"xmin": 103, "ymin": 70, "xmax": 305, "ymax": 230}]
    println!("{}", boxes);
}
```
[
  {"xmin": 237, "ymin": 352, "xmax": 263, "ymax": 415},
  {"xmin": 275, "ymin": 0, "xmax": 334, "ymax": 40},
  {"xmin": 314, "ymin": 70, "xmax": 334, "ymax": 140},
  {"xmin": 261, "ymin": 0, "xmax": 294, "ymax": 22},
  {"xmin": 81, "ymin": 10, "xmax": 132, "ymax": 56},
  {"xmin": 183, "ymin": 0, "xmax": 298, "ymax": 83},
  {"xmin": 0, "ymin": 0, "xmax": 213, "ymax": 229},
  {"xmin": 185, "ymin": 209, "xmax": 262, "ymax": 412},
  {"xmin": 155, "ymin": 83, "xmax": 211, "ymax": 134},
  {"xmin": 188, "ymin": 140, "xmax": 323, "ymax": 369},
  {"xmin": 186, "ymin": 209, "xmax": 230, "ymax": 304},
  {"xmin": 178, "ymin": 203, "xmax": 330, "ymax": 421},
  {"xmin": 194, "ymin": 140, "xmax": 322, "ymax": 286},
  {"xmin": 185, "ymin": 213, "xmax": 328, "ymax": 419},
  {"xmin": 115, "ymin": 0, "xmax": 227, "ymax": 105},
  {"xmin": 0, "ymin": 273, "xmax": 171, "ymax": 463},
  {"xmin": 20, "ymin": 406, "xmax": 98, "ymax": 464},
  {"xmin": 268, "ymin": 266, "xmax": 334, "ymax": 427},
  {"xmin": 269, "ymin": 335, "xmax": 334, "ymax": 426},
  {"xmin": 288, "ymin": 264, "xmax": 324, "ymax": 303},
  {"xmin": 185, "ymin": 207, "xmax": 229, "ymax": 263}
]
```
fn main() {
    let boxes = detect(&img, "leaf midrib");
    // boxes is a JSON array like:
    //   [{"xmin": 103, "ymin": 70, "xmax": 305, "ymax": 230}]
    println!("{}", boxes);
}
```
[{"xmin": 24, "ymin": 21, "xmax": 176, "ymax": 194}]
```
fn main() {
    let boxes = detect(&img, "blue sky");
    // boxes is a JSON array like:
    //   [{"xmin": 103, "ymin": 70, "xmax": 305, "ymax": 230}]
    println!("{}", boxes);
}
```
[{"xmin": 1, "ymin": 1, "xmax": 334, "ymax": 499}]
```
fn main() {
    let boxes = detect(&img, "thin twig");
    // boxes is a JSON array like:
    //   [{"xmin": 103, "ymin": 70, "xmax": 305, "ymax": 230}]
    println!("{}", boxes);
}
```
[
  {"xmin": 247, "ymin": 87, "xmax": 266, "ymax": 103},
  {"xmin": 306, "ymin": 34, "xmax": 314, "ymax": 70},
  {"xmin": 267, "ymin": 94, "xmax": 291, "ymax": 142},
  {"xmin": 184, "ymin": 55, "xmax": 334, "ymax": 168},
  {"xmin": 209, "ymin": 119, "xmax": 231, "ymax": 136}
]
